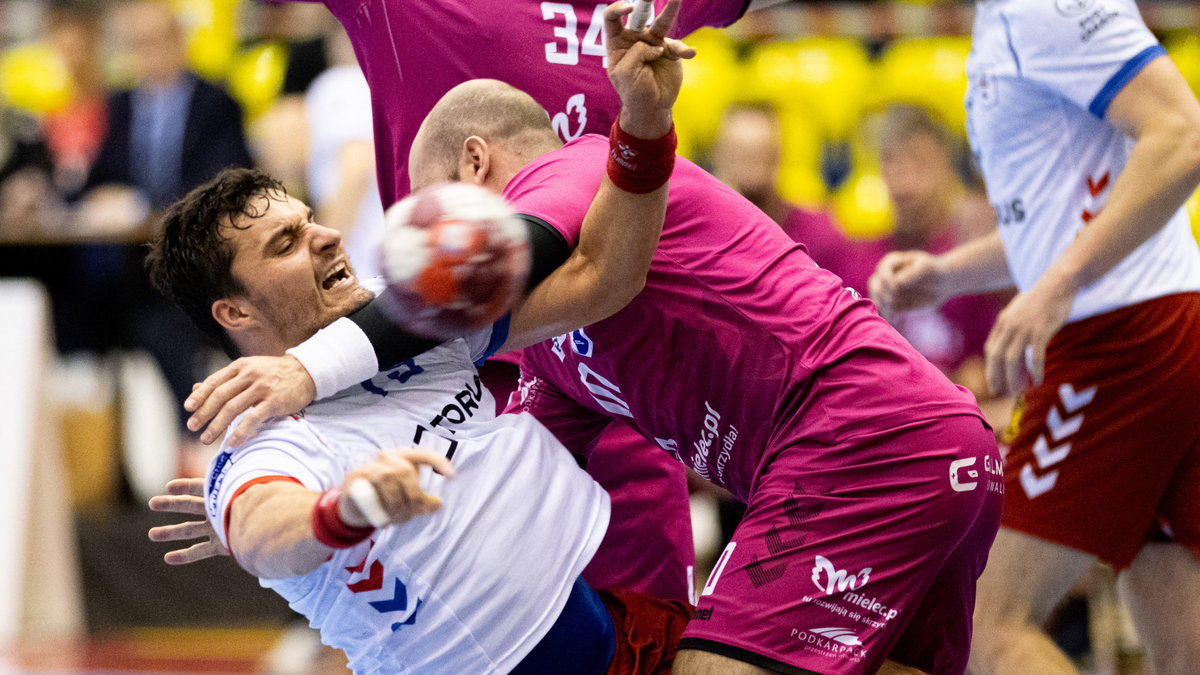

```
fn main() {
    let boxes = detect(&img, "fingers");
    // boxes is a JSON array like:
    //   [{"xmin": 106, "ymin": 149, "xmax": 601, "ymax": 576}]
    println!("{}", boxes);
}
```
[
  {"xmin": 348, "ymin": 449, "xmax": 456, "ymax": 526},
  {"xmin": 163, "ymin": 540, "xmax": 229, "ymax": 566},
  {"xmin": 984, "ymin": 320, "xmax": 1027, "ymax": 398},
  {"xmin": 148, "ymin": 519, "xmax": 214, "ymax": 543},
  {"xmin": 185, "ymin": 362, "xmax": 238, "ymax": 416},
  {"xmin": 167, "ymin": 477, "xmax": 205, "ymax": 497},
  {"xmin": 148, "ymin": 494, "xmax": 207, "ymax": 516},
  {"xmin": 228, "ymin": 403, "xmax": 276, "ymax": 448},
  {"xmin": 1028, "ymin": 339, "xmax": 1047, "ymax": 386},
  {"xmin": 396, "ymin": 449, "xmax": 457, "ymax": 480},
  {"xmin": 647, "ymin": 0, "xmax": 682, "ymax": 39},
  {"xmin": 663, "ymin": 37, "xmax": 695, "ymax": 60},
  {"xmin": 604, "ymin": 1, "xmax": 636, "ymax": 40}
]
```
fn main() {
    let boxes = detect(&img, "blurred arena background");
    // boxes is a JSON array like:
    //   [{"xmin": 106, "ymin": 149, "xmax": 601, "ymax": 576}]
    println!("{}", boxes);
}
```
[{"xmin": 1, "ymin": 0, "xmax": 1198, "ymax": 673}]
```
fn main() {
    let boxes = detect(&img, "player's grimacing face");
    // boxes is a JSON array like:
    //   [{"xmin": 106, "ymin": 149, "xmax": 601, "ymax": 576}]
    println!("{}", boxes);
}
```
[{"xmin": 223, "ymin": 194, "xmax": 374, "ymax": 348}]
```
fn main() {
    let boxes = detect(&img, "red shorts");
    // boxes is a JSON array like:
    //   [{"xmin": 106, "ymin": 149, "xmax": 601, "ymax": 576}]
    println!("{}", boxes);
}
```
[
  {"xmin": 679, "ymin": 414, "xmax": 1003, "ymax": 675},
  {"xmin": 600, "ymin": 588, "xmax": 694, "ymax": 674},
  {"xmin": 1002, "ymin": 292, "xmax": 1200, "ymax": 569}
]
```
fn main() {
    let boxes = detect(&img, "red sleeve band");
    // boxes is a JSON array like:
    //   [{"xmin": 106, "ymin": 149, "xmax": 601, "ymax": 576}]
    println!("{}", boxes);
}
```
[
  {"xmin": 606, "ymin": 121, "xmax": 677, "ymax": 194},
  {"xmin": 311, "ymin": 487, "xmax": 375, "ymax": 549}
]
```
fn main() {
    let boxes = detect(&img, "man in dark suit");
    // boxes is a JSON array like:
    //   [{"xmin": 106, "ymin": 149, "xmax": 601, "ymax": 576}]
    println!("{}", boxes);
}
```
[
  {"xmin": 86, "ymin": 0, "xmax": 253, "ymax": 210},
  {"xmin": 73, "ymin": 0, "xmax": 253, "ymax": 457}
]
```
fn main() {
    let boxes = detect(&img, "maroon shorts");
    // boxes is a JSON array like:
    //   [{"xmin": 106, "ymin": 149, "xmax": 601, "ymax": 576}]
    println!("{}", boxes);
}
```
[
  {"xmin": 1002, "ymin": 292, "xmax": 1200, "ymax": 569},
  {"xmin": 679, "ymin": 414, "xmax": 1002, "ymax": 675}
]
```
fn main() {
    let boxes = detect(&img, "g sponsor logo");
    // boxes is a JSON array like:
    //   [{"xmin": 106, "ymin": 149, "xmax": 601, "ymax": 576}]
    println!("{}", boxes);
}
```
[{"xmin": 950, "ymin": 457, "xmax": 980, "ymax": 492}]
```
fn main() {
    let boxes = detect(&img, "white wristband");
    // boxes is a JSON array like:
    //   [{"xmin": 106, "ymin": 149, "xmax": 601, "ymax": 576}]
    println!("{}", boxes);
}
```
[{"xmin": 286, "ymin": 317, "xmax": 379, "ymax": 400}]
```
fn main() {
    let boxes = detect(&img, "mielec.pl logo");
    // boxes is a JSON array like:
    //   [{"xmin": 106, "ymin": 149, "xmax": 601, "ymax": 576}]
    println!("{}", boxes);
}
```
[{"xmin": 811, "ymin": 555, "xmax": 871, "ymax": 595}]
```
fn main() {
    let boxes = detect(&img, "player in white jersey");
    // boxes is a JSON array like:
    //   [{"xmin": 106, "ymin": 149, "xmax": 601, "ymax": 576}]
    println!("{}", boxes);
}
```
[
  {"xmin": 207, "ymin": 303, "xmax": 613, "ymax": 673},
  {"xmin": 144, "ymin": 7, "xmax": 698, "ymax": 672},
  {"xmin": 870, "ymin": 1, "xmax": 1200, "ymax": 673}
]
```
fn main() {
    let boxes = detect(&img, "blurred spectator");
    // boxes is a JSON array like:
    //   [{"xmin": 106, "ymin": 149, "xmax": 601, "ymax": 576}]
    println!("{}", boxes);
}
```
[
  {"xmin": 304, "ymin": 26, "xmax": 383, "ymax": 279},
  {"xmin": 82, "ymin": 0, "xmax": 252, "ymax": 218},
  {"xmin": 711, "ymin": 102, "xmax": 1010, "ymax": 423},
  {"xmin": 68, "ymin": 0, "xmax": 253, "ymax": 435},
  {"xmin": 876, "ymin": 103, "xmax": 1010, "ymax": 420},
  {"xmin": 0, "ymin": 107, "xmax": 57, "ymax": 239},
  {"xmin": 709, "ymin": 101, "xmax": 878, "ymax": 292},
  {"xmin": 43, "ymin": 1, "xmax": 108, "ymax": 197}
]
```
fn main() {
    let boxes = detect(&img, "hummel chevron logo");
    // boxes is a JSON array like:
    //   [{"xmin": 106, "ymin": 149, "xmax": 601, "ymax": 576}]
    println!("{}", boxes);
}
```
[
  {"xmin": 369, "ymin": 579, "xmax": 415, "ymax": 613},
  {"xmin": 1058, "ymin": 383, "xmax": 1096, "ymax": 413},
  {"xmin": 1033, "ymin": 435, "xmax": 1071, "ymax": 470},
  {"xmin": 1020, "ymin": 463, "xmax": 1058, "ymax": 499},
  {"xmin": 1086, "ymin": 172, "xmax": 1110, "ymax": 198},
  {"xmin": 347, "ymin": 560, "xmax": 385, "ymax": 593},
  {"xmin": 1046, "ymin": 407, "xmax": 1083, "ymax": 442}
]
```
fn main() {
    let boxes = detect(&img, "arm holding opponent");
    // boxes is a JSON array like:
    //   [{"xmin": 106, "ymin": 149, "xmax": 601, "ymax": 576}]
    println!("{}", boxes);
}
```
[{"xmin": 151, "ymin": 0, "xmax": 692, "ymax": 562}]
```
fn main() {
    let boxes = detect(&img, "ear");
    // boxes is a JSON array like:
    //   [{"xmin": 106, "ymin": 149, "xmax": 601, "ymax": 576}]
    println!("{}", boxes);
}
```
[
  {"xmin": 458, "ymin": 136, "xmax": 491, "ymax": 187},
  {"xmin": 211, "ymin": 297, "xmax": 254, "ymax": 333}
]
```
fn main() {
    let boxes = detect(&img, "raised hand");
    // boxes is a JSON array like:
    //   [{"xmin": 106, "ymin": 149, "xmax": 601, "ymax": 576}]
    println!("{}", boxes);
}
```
[
  {"xmin": 185, "ymin": 355, "xmax": 316, "ymax": 446},
  {"xmin": 868, "ymin": 250, "xmax": 948, "ymax": 322},
  {"xmin": 147, "ymin": 478, "xmax": 229, "ymax": 564},
  {"xmin": 338, "ymin": 449, "xmax": 457, "ymax": 528},
  {"xmin": 604, "ymin": 0, "xmax": 695, "ymax": 139},
  {"xmin": 983, "ymin": 278, "xmax": 1074, "ymax": 397}
]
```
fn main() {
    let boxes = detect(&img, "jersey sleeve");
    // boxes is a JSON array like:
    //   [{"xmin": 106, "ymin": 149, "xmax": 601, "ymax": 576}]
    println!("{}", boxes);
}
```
[
  {"xmin": 1005, "ymin": 0, "xmax": 1163, "ymax": 118},
  {"xmin": 662, "ymin": 0, "xmax": 750, "ymax": 37},
  {"xmin": 204, "ymin": 418, "xmax": 334, "ymax": 551},
  {"xmin": 505, "ymin": 365, "xmax": 614, "ymax": 460},
  {"xmin": 503, "ymin": 136, "xmax": 609, "ymax": 250}
]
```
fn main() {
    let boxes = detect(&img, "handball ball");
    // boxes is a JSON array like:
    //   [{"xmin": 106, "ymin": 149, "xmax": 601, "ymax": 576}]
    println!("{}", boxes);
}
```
[{"xmin": 379, "ymin": 182, "xmax": 530, "ymax": 339}]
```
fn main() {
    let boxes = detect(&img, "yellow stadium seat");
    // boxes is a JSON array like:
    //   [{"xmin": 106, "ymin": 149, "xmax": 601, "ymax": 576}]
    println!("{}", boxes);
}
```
[
  {"xmin": 745, "ymin": 37, "xmax": 872, "ymax": 141},
  {"xmin": 0, "ymin": 43, "xmax": 74, "ymax": 115},
  {"xmin": 776, "ymin": 109, "xmax": 827, "ymax": 206},
  {"xmin": 227, "ymin": 41, "xmax": 288, "ymax": 121},
  {"xmin": 174, "ymin": 0, "xmax": 242, "ymax": 81},
  {"xmin": 832, "ymin": 170, "xmax": 894, "ymax": 241},
  {"xmin": 873, "ymin": 36, "xmax": 971, "ymax": 136},
  {"xmin": 674, "ymin": 29, "xmax": 741, "ymax": 156}
]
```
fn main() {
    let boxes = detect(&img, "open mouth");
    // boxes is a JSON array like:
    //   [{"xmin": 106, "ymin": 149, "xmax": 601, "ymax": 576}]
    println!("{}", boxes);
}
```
[{"xmin": 322, "ymin": 262, "xmax": 351, "ymax": 290}]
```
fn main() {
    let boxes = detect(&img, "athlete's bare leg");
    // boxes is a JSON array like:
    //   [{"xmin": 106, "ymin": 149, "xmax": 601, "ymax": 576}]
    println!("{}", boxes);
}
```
[
  {"xmin": 968, "ymin": 527, "xmax": 1095, "ymax": 675},
  {"xmin": 672, "ymin": 650, "xmax": 773, "ymax": 675},
  {"xmin": 1117, "ymin": 542, "xmax": 1200, "ymax": 675},
  {"xmin": 875, "ymin": 661, "xmax": 928, "ymax": 675},
  {"xmin": 672, "ymin": 649, "xmax": 928, "ymax": 674}
]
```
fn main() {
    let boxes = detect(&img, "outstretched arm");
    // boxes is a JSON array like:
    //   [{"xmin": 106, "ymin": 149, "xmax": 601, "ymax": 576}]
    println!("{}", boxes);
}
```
[{"xmin": 216, "ymin": 449, "xmax": 452, "ymax": 579}]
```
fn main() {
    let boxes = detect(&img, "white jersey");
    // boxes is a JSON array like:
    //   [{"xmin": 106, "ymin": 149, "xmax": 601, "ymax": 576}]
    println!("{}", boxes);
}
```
[
  {"xmin": 204, "ymin": 327, "xmax": 610, "ymax": 674},
  {"xmin": 306, "ymin": 65, "xmax": 385, "ymax": 280},
  {"xmin": 966, "ymin": 0, "xmax": 1200, "ymax": 322}
]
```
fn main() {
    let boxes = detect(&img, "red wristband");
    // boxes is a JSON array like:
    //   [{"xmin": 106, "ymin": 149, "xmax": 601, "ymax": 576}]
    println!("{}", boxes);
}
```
[
  {"xmin": 311, "ymin": 487, "xmax": 374, "ymax": 549},
  {"xmin": 606, "ymin": 121, "xmax": 677, "ymax": 194}
]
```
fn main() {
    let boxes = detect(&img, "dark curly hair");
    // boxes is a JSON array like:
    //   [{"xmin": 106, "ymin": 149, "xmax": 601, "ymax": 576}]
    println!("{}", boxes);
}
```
[{"xmin": 146, "ymin": 168, "xmax": 287, "ymax": 357}]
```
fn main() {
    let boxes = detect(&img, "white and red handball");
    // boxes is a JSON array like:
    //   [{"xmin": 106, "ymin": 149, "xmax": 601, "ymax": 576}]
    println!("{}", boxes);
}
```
[{"xmin": 378, "ymin": 182, "xmax": 530, "ymax": 339}]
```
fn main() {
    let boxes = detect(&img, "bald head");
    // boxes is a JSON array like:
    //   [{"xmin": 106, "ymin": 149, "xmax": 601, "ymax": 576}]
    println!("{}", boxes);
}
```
[{"xmin": 410, "ymin": 79, "xmax": 561, "ymax": 191}]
